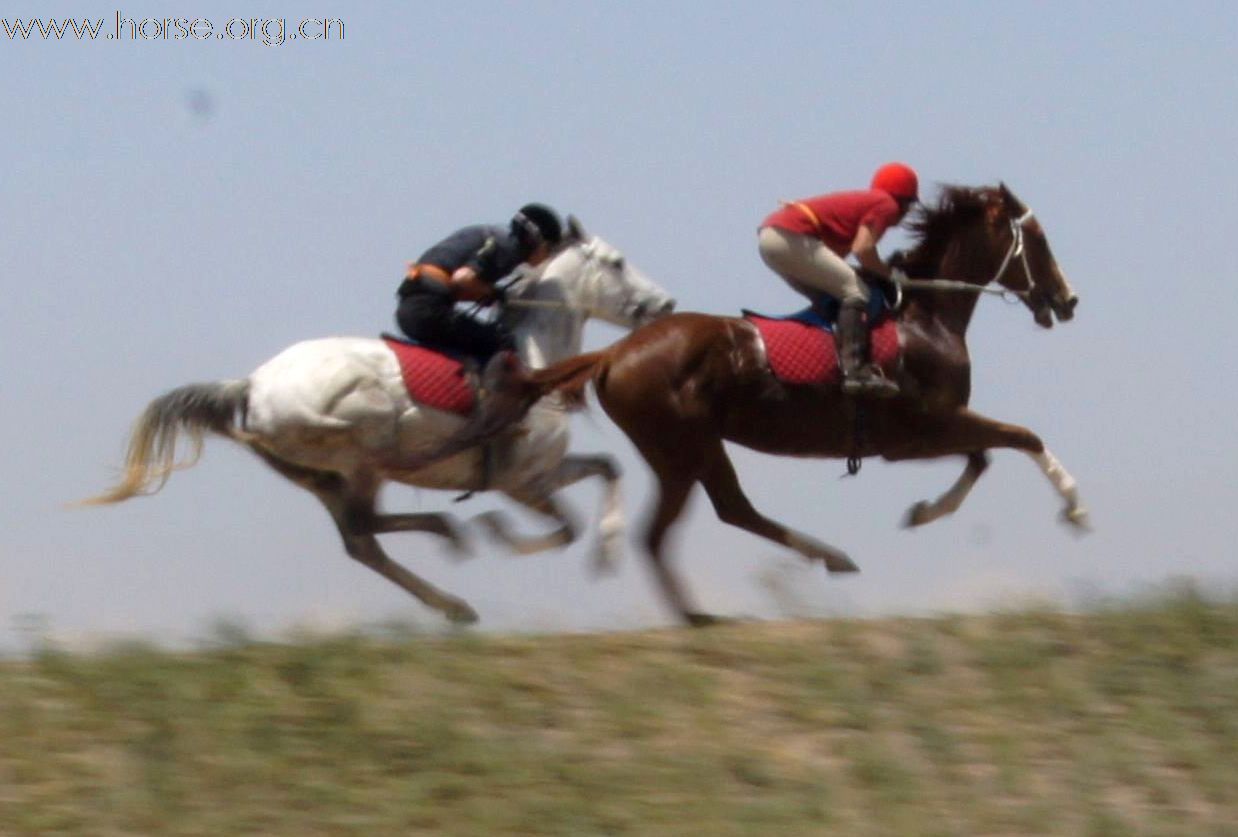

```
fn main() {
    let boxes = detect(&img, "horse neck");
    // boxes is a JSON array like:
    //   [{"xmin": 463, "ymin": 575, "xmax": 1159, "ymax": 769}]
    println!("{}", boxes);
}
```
[
  {"xmin": 512, "ymin": 308, "xmax": 585, "ymax": 369},
  {"xmin": 902, "ymin": 230, "xmax": 993, "ymax": 338},
  {"xmin": 509, "ymin": 254, "xmax": 591, "ymax": 369}
]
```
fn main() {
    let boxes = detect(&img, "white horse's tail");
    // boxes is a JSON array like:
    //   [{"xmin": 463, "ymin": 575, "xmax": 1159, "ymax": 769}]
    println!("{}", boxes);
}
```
[{"xmin": 80, "ymin": 380, "xmax": 250, "ymax": 505}]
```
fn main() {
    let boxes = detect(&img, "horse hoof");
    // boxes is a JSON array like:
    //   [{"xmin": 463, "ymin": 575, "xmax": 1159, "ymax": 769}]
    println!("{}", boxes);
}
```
[
  {"xmin": 824, "ymin": 553, "xmax": 860, "ymax": 574},
  {"xmin": 590, "ymin": 538, "xmax": 622, "ymax": 579},
  {"xmin": 685, "ymin": 612, "xmax": 729, "ymax": 628},
  {"xmin": 445, "ymin": 531, "xmax": 475, "ymax": 562},
  {"xmin": 903, "ymin": 501, "xmax": 931, "ymax": 528},
  {"xmin": 444, "ymin": 601, "xmax": 480, "ymax": 625},
  {"xmin": 1061, "ymin": 506, "xmax": 1092, "ymax": 533}
]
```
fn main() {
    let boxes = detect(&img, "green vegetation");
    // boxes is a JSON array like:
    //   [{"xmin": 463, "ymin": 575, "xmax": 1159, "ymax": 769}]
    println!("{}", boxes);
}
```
[{"xmin": 1, "ymin": 587, "xmax": 1235, "ymax": 835}]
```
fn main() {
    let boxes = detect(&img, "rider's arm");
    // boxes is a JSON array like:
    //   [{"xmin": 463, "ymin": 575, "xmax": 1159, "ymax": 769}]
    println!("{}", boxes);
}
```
[
  {"xmin": 452, "ymin": 234, "xmax": 502, "ymax": 301},
  {"xmin": 850, "ymin": 224, "xmax": 889, "ymax": 275},
  {"xmin": 450, "ymin": 266, "xmax": 493, "ymax": 301}
]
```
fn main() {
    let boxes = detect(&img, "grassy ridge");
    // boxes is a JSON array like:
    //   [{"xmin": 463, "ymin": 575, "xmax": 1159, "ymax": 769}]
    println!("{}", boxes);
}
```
[{"xmin": 1, "ymin": 589, "xmax": 1235, "ymax": 836}]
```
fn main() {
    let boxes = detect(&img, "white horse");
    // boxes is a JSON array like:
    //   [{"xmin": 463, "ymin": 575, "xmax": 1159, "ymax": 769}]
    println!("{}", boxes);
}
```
[{"xmin": 84, "ymin": 219, "xmax": 676, "ymax": 624}]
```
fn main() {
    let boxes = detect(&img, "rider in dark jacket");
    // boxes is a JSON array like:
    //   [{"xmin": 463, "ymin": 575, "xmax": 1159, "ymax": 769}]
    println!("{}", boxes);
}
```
[{"xmin": 396, "ymin": 203, "xmax": 564, "ymax": 362}]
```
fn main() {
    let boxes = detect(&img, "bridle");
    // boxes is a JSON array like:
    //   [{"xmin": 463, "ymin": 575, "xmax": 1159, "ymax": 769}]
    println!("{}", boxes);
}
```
[
  {"xmin": 499, "ymin": 241, "xmax": 660, "ymax": 322},
  {"xmin": 990, "ymin": 207, "xmax": 1037, "ymax": 297},
  {"xmin": 893, "ymin": 206, "xmax": 1038, "ymax": 304}
]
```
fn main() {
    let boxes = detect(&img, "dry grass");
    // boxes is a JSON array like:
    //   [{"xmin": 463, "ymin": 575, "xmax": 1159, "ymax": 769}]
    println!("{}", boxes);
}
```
[{"xmin": 1, "ymin": 585, "xmax": 1235, "ymax": 835}]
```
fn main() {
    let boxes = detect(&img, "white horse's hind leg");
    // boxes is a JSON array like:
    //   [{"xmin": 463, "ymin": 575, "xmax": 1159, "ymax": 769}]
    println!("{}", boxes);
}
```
[
  {"xmin": 1031, "ymin": 448, "xmax": 1090, "ymax": 531},
  {"xmin": 904, "ymin": 452, "xmax": 990, "ymax": 528}
]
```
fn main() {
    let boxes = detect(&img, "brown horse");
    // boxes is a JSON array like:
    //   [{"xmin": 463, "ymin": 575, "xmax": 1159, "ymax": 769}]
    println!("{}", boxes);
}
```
[{"xmin": 461, "ymin": 184, "xmax": 1087, "ymax": 625}]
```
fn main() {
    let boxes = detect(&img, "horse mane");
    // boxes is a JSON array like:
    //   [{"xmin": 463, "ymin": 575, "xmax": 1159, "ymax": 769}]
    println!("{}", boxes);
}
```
[{"xmin": 895, "ymin": 185, "xmax": 996, "ymax": 277}]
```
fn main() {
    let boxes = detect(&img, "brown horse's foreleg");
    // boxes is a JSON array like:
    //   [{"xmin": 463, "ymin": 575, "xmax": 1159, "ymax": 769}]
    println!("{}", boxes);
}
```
[
  {"xmin": 698, "ymin": 441, "xmax": 859, "ymax": 574},
  {"xmin": 885, "ymin": 409, "xmax": 1089, "ymax": 530},
  {"xmin": 903, "ymin": 451, "xmax": 990, "ymax": 528}
]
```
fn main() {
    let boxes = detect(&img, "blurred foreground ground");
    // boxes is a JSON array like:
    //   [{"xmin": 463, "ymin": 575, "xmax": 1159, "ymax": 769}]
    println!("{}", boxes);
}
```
[{"xmin": 1, "ymin": 587, "xmax": 1234, "ymax": 836}]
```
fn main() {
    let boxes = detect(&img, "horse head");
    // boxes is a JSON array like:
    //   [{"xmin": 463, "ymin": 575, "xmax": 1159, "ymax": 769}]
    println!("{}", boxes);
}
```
[
  {"xmin": 512, "ymin": 215, "xmax": 676, "ymax": 328},
  {"xmin": 989, "ymin": 184, "xmax": 1079, "ymax": 328},
  {"xmin": 501, "ymin": 216, "xmax": 676, "ymax": 365},
  {"xmin": 563, "ymin": 215, "xmax": 677, "ymax": 327}
]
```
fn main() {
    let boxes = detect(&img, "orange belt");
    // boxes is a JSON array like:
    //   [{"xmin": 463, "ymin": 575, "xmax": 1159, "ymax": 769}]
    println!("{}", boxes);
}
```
[
  {"xmin": 406, "ymin": 263, "xmax": 453, "ymax": 285},
  {"xmin": 780, "ymin": 200, "xmax": 827, "ymax": 239}
]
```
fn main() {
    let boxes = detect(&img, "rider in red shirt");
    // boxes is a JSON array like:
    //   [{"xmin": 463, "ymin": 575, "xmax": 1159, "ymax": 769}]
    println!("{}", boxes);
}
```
[{"xmin": 759, "ymin": 162, "xmax": 919, "ymax": 398}]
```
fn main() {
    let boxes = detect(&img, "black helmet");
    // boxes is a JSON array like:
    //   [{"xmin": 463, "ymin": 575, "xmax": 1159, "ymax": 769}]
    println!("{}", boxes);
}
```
[{"xmin": 511, "ymin": 203, "xmax": 563, "ymax": 249}]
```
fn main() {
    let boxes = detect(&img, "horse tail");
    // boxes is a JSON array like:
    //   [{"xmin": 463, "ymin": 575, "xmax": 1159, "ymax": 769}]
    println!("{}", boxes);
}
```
[
  {"xmin": 530, "ymin": 350, "xmax": 608, "ymax": 409},
  {"xmin": 79, "ymin": 380, "xmax": 250, "ymax": 506},
  {"xmin": 390, "ymin": 351, "xmax": 614, "ymax": 472}
]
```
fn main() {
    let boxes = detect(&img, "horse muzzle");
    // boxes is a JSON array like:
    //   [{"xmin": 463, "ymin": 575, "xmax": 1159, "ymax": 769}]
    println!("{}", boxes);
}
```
[
  {"xmin": 1052, "ymin": 293, "xmax": 1078, "ymax": 322},
  {"xmin": 1032, "ymin": 291, "xmax": 1077, "ymax": 328},
  {"xmin": 634, "ymin": 298, "xmax": 677, "ymax": 325}
]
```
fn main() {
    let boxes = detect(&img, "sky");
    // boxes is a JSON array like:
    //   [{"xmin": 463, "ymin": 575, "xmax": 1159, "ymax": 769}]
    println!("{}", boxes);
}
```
[{"xmin": 2, "ymin": 2, "xmax": 1236, "ymax": 649}]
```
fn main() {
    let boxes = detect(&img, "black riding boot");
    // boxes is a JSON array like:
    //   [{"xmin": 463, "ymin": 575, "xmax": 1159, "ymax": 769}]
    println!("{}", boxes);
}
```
[{"xmin": 837, "ymin": 299, "xmax": 899, "ymax": 398}]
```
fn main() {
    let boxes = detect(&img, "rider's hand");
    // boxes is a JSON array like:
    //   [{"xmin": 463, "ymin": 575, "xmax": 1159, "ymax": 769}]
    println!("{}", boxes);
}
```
[
  {"xmin": 475, "ymin": 286, "xmax": 507, "ymax": 308},
  {"xmin": 451, "ymin": 268, "xmax": 492, "ymax": 302}
]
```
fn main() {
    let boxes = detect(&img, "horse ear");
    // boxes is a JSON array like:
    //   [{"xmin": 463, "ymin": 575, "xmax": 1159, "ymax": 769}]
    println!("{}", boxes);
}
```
[
  {"xmin": 998, "ymin": 182, "xmax": 1023, "ymax": 212},
  {"xmin": 566, "ymin": 215, "xmax": 587, "ymax": 242}
]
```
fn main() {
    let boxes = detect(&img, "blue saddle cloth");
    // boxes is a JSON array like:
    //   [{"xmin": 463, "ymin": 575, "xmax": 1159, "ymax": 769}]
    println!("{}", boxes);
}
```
[{"xmin": 744, "ymin": 290, "xmax": 892, "ymax": 333}]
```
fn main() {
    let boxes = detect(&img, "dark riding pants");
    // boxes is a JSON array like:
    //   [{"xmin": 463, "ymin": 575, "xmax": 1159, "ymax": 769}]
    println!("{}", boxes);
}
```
[{"xmin": 395, "ymin": 281, "xmax": 513, "ymax": 364}]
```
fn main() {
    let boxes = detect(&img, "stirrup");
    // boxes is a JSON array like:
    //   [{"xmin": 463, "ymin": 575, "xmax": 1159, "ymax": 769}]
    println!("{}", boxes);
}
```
[{"xmin": 842, "ymin": 369, "xmax": 899, "ymax": 398}]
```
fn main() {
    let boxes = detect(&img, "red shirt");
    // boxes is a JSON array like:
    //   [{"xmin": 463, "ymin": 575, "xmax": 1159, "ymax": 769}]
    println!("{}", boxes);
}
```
[{"xmin": 762, "ymin": 189, "xmax": 902, "ymax": 256}]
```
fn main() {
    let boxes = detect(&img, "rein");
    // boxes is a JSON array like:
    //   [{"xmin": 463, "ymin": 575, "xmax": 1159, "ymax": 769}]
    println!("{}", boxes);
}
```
[
  {"xmin": 503, "ymin": 298, "xmax": 597, "ymax": 314},
  {"xmin": 893, "ymin": 208, "xmax": 1036, "ymax": 304}
]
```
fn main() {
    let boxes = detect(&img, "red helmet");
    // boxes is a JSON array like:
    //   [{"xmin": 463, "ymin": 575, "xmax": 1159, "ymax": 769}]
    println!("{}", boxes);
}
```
[{"xmin": 871, "ymin": 162, "xmax": 919, "ymax": 201}]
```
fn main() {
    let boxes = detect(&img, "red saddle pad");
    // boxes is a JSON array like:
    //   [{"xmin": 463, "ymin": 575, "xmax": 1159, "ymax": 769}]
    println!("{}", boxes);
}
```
[
  {"xmin": 382, "ymin": 338, "xmax": 476, "ymax": 415},
  {"xmin": 744, "ymin": 316, "xmax": 900, "ymax": 386}
]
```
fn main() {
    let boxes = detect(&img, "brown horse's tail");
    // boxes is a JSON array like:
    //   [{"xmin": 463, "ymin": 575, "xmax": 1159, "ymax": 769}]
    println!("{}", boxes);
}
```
[
  {"xmin": 400, "ymin": 351, "xmax": 611, "ymax": 471},
  {"xmin": 530, "ymin": 350, "xmax": 608, "ymax": 409},
  {"xmin": 77, "ymin": 380, "xmax": 250, "ymax": 506}
]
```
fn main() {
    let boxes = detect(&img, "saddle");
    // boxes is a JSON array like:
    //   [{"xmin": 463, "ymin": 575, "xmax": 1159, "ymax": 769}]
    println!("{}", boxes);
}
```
[
  {"xmin": 381, "ymin": 334, "xmax": 477, "ymax": 415},
  {"xmin": 742, "ymin": 292, "xmax": 900, "ymax": 387}
]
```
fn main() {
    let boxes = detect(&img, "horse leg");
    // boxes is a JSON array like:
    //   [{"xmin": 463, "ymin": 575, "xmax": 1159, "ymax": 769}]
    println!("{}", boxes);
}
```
[
  {"xmin": 1032, "ymin": 447, "xmax": 1090, "ymax": 530},
  {"xmin": 903, "ymin": 451, "xmax": 990, "ymax": 528},
  {"xmin": 553, "ymin": 455, "xmax": 626, "ymax": 575},
  {"xmin": 474, "ymin": 491, "xmax": 578, "ymax": 557},
  {"xmin": 359, "ymin": 510, "xmax": 472, "ymax": 559},
  {"xmin": 885, "ymin": 409, "xmax": 1089, "ymax": 531},
  {"xmin": 320, "ymin": 486, "xmax": 479, "ymax": 624},
  {"xmin": 483, "ymin": 454, "xmax": 624, "ymax": 575},
  {"xmin": 252, "ymin": 447, "xmax": 470, "ymax": 552},
  {"xmin": 697, "ymin": 440, "xmax": 859, "ymax": 574},
  {"xmin": 251, "ymin": 447, "xmax": 478, "ymax": 622},
  {"xmin": 643, "ymin": 466, "xmax": 711, "ymax": 626}
]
